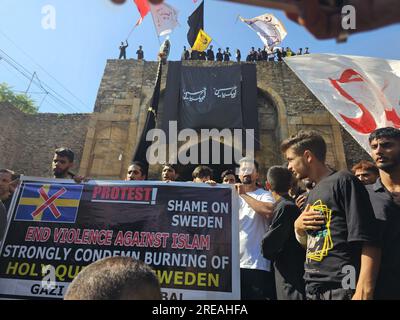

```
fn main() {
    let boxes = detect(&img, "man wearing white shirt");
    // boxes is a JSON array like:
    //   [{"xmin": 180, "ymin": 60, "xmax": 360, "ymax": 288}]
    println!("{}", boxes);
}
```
[{"xmin": 236, "ymin": 158, "xmax": 275, "ymax": 299}]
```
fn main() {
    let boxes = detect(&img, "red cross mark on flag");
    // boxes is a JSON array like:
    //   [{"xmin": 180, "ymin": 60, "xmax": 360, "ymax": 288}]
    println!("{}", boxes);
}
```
[{"xmin": 31, "ymin": 187, "xmax": 67, "ymax": 219}]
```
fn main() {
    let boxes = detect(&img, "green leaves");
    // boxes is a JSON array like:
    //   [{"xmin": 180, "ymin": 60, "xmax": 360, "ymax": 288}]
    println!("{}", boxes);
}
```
[{"xmin": 0, "ymin": 82, "xmax": 38, "ymax": 114}]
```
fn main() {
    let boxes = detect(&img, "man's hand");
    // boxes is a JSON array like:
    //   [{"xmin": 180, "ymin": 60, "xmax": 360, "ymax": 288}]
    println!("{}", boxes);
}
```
[
  {"xmin": 294, "ymin": 204, "xmax": 325, "ymax": 236},
  {"xmin": 73, "ymin": 175, "xmax": 88, "ymax": 184},
  {"xmin": 235, "ymin": 183, "xmax": 246, "ymax": 195},
  {"xmin": 352, "ymin": 244, "xmax": 381, "ymax": 300},
  {"xmin": 205, "ymin": 180, "xmax": 217, "ymax": 186},
  {"xmin": 295, "ymin": 194, "xmax": 307, "ymax": 209}
]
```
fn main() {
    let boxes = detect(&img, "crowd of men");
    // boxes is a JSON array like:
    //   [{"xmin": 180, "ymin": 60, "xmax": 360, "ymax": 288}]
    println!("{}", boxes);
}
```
[
  {"xmin": 181, "ymin": 46, "xmax": 310, "ymax": 63},
  {"xmin": 117, "ymin": 42, "xmax": 309, "ymax": 63},
  {"xmin": 0, "ymin": 126, "xmax": 399, "ymax": 300}
]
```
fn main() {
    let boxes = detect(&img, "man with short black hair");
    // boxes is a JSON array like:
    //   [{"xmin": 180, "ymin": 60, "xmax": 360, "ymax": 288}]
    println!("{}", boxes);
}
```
[
  {"xmin": 223, "ymin": 47, "xmax": 231, "ymax": 62},
  {"xmin": 161, "ymin": 164, "xmax": 178, "ymax": 182},
  {"xmin": 52, "ymin": 148, "xmax": 75, "ymax": 179},
  {"xmin": 351, "ymin": 160, "xmax": 379, "ymax": 185},
  {"xmin": 136, "ymin": 45, "xmax": 144, "ymax": 60},
  {"xmin": 221, "ymin": 169, "xmax": 236, "ymax": 184},
  {"xmin": 262, "ymin": 166, "xmax": 305, "ymax": 300},
  {"xmin": 235, "ymin": 157, "xmax": 275, "ymax": 300},
  {"xmin": 182, "ymin": 46, "xmax": 190, "ymax": 60},
  {"xmin": 119, "ymin": 40, "xmax": 129, "ymax": 60},
  {"xmin": 216, "ymin": 48, "xmax": 223, "ymax": 62},
  {"xmin": 192, "ymin": 165, "xmax": 213, "ymax": 183},
  {"xmin": 126, "ymin": 161, "xmax": 147, "ymax": 181},
  {"xmin": 366, "ymin": 127, "xmax": 400, "ymax": 299},
  {"xmin": 281, "ymin": 130, "xmax": 381, "ymax": 300},
  {"xmin": 206, "ymin": 45, "xmax": 215, "ymax": 61},
  {"xmin": 64, "ymin": 257, "xmax": 161, "ymax": 300}
]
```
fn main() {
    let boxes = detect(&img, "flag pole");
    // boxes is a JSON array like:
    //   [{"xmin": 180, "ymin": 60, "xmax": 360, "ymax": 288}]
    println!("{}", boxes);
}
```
[
  {"xmin": 131, "ymin": 39, "xmax": 170, "ymax": 176},
  {"xmin": 149, "ymin": 6, "xmax": 162, "ymax": 46}
]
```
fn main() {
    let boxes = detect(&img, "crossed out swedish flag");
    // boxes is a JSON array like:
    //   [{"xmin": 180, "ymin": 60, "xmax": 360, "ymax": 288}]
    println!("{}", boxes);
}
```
[{"xmin": 14, "ymin": 183, "xmax": 83, "ymax": 223}]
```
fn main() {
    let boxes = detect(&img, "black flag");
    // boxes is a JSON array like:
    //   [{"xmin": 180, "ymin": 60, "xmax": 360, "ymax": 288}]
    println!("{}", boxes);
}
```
[
  {"xmin": 187, "ymin": 1, "xmax": 204, "ymax": 47},
  {"xmin": 132, "ymin": 61, "xmax": 163, "ymax": 175}
]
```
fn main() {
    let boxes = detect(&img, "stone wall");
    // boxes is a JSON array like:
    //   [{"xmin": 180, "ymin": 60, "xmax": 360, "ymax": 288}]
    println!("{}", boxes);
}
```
[
  {"xmin": 0, "ymin": 102, "xmax": 90, "ymax": 177},
  {"xmin": 1, "ymin": 59, "xmax": 370, "ymax": 180}
]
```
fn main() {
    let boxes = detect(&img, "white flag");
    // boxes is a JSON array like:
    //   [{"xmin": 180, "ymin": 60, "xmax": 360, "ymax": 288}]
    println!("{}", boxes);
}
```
[
  {"xmin": 285, "ymin": 54, "xmax": 400, "ymax": 152},
  {"xmin": 239, "ymin": 14, "xmax": 287, "ymax": 51},
  {"xmin": 150, "ymin": 2, "xmax": 179, "ymax": 37}
]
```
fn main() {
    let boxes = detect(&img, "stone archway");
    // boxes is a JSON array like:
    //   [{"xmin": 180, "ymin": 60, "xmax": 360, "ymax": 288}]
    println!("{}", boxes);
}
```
[
  {"xmin": 256, "ymin": 88, "xmax": 286, "ymax": 181},
  {"xmin": 174, "ymin": 132, "xmax": 246, "ymax": 182}
]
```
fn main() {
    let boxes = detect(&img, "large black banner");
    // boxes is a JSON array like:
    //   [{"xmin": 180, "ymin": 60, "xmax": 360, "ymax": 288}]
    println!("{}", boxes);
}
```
[
  {"xmin": 179, "ymin": 65, "xmax": 243, "ymax": 130},
  {"xmin": 0, "ymin": 177, "xmax": 240, "ymax": 300}
]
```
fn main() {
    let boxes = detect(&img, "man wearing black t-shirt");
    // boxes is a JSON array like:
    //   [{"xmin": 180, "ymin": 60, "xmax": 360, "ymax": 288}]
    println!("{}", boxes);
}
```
[
  {"xmin": 281, "ymin": 130, "xmax": 381, "ymax": 300},
  {"xmin": 136, "ymin": 45, "xmax": 144, "ymax": 60},
  {"xmin": 366, "ymin": 127, "xmax": 400, "ymax": 299},
  {"xmin": 262, "ymin": 166, "xmax": 305, "ymax": 300},
  {"xmin": 206, "ymin": 45, "xmax": 215, "ymax": 61},
  {"xmin": 216, "ymin": 48, "xmax": 223, "ymax": 62}
]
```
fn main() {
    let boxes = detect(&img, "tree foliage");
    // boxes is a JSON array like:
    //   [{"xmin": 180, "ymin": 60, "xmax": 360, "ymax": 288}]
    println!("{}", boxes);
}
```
[{"xmin": 0, "ymin": 82, "xmax": 38, "ymax": 114}]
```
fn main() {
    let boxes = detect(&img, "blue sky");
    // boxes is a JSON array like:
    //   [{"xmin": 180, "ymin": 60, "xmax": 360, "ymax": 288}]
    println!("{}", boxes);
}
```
[{"xmin": 1, "ymin": 0, "xmax": 400, "ymax": 114}]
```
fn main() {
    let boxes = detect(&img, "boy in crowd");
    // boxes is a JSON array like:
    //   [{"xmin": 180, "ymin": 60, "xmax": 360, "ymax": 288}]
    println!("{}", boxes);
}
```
[{"xmin": 262, "ymin": 166, "xmax": 305, "ymax": 300}]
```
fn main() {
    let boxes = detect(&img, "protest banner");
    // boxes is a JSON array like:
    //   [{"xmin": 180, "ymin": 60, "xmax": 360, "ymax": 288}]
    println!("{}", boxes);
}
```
[{"xmin": 0, "ymin": 177, "xmax": 240, "ymax": 300}]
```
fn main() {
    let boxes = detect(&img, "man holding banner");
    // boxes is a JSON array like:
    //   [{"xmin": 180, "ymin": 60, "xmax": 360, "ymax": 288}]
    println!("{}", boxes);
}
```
[
  {"xmin": 0, "ymin": 177, "xmax": 240, "ymax": 300},
  {"xmin": 235, "ymin": 158, "xmax": 275, "ymax": 300}
]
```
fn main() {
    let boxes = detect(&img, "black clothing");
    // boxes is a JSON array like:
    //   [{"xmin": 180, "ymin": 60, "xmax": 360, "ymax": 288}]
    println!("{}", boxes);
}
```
[
  {"xmin": 236, "ymin": 51, "xmax": 241, "ymax": 62},
  {"xmin": 119, "ymin": 43, "xmax": 128, "ymax": 59},
  {"xmin": 223, "ymin": 51, "xmax": 231, "ymax": 62},
  {"xmin": 216, "ymin": 52, "xmax": 223, "ymax": 62},
  {"xmin": 136, "ymin": 49, "xmax": 144, "ymax": 60},
  {"xmin": 206, "ymin": 49, "xmax": 215, "ymax": 61},
  {"xmin": 304, "ymin": 170, "xmax": 379, "ymax": 295},
  {"xmin": 262, "ymin": 195, "xmax": 305, "ymax": 300},
  {"xmin": 182, "ymin": 49, "xmax": 190, "ymax": 60},
  {"xmin": 261, "ymin": 50, "xmax": 268, "ymax": 60},
  {"xmin": 367, "ymin": 178, "xmax": 400, "ymax": 299},
  {"xmin": 199, "ymin": 51, "xmax": 207, "ymax": 60},
  {"xmin": 3, "ymin": 196, "xmax": 12, "ymax": 213},
  {"xmin": 191, "ymin": 50, "xmax": 200, "ymax": 60},
  {"xmin": 276, "ymin": 50, "xmax": 283, "ymax": 61},
  {"xmin": 306, "ymin": 287, "xmax": 354, "ymax": 300},
  {"xmin": 240, "ymin": 268, "xmax": 276, "ymax": 300}
]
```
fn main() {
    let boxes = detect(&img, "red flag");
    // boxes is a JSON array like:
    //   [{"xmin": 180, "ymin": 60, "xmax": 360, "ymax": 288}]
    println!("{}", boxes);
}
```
[{"xmin": 134, "ymin": 0, "xmax": 150, "ymax": 25}]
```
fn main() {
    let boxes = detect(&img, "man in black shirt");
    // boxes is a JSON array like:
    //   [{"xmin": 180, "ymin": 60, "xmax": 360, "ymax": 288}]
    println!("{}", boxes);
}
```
[
  {"xmin": 198, "ymin": 51, "xmax": 206, "ymax": 60},
  {"xmin": 191, "ymin": 50, "xmax": 200, "ymax": 60},
  {"xmin": 182, "ymin": 46, "xmax": 190, "ymax": 60},
  {"xmin": 119, "ymin": 41, "xmax": 129, "ymax": 59},
  {"xmin": 262, "ymin": 166, "xmax": 305, "ymax": 300},
  {"xmin": 136, "ymin": 45, "xmax": 144, "ymax": 60},
  {"xmin": 216, "ymin": 48, "xmax": 223, "ymax": 62},
  {"xmin": 281, "ymin": 130, "xmax": 381, "ymax": 300},
  {"xmin": 236, "ymin": 49, "xmax": 241, "ymax": 62},
  {"xmin": 276, "ymin": 48, "xmax": 283, "ymax": 62},
  {"xmin": 366, "ymin": 127, "xmax": 400, "ymax": 299},
  {"xmin": 206, "ymin": 45, "xmax": 215, "ymax": 61},
  {"xmin": 223, "ymin": 47, "xmax": 231, "ymax": 62}
]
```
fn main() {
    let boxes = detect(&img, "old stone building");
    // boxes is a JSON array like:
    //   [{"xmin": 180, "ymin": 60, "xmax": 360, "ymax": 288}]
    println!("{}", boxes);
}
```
[{"xmin": 0, "ymin": 59, "xmax": 370, "ymax": 181}]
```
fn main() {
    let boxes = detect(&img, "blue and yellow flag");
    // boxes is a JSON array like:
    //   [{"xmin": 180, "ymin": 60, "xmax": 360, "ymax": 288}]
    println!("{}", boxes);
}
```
[
  {"xmin": 192, "ymin": 29, "xmax": 212, "ymax": 52},
  {"xmin": 14, "ymin": 183, "xmax": 83, "ymax": 223}
]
